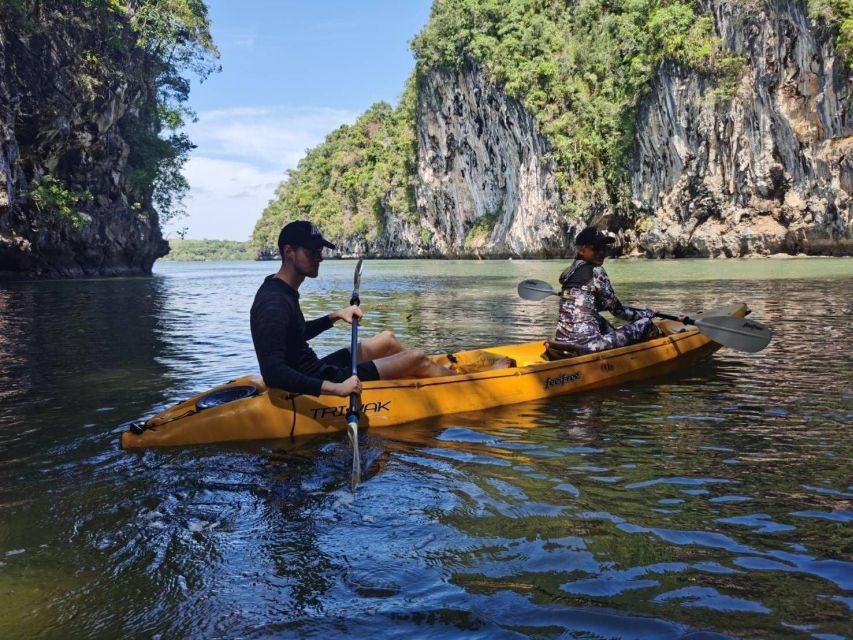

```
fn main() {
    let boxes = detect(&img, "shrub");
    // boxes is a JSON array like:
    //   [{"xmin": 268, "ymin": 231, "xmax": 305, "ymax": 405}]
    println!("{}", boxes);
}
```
[{"xmin": 29, "ymin": 175, "xmax": 93, "ymax": 229}]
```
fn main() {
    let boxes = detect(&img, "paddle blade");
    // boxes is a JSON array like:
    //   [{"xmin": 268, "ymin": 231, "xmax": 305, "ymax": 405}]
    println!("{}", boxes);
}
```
[
  {"xmin": 517, "ymin": 279, "xmax": 559, "ymax": 301},
  {"xmin": 353, "ymin": 257, "xmax": 363, "ymax": 291},
  {"xmin": 347, "ymin": 419, "xmax": 361, "ymax": 490},
  {"xmin": 695, "ymin": 315, "xmax": 773, "ymax": 353}
]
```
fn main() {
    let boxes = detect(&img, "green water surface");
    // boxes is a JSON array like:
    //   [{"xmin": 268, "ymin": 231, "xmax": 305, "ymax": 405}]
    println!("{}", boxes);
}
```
[{"xmin": 0, "ymin": 258, "xmax": 850, "ymax": 638}]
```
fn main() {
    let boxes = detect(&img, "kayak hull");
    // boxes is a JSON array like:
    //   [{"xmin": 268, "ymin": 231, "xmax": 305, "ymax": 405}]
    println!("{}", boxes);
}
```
[{"xmin": 121, "ymin": 304, "xmax": 747, "ymax": 449}]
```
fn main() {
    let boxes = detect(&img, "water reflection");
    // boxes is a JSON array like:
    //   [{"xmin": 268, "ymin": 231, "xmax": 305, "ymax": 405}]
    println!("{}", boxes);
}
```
[
  {"xmin": 0, "ymin": 259, "xmax": 851, "ymax": 638},
  {"xmin": 0, "ymin": 278, "xmax": 175, "ymax": 459}
]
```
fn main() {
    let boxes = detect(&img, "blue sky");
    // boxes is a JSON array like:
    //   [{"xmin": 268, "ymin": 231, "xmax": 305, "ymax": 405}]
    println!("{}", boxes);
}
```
[{"xmin": 169, "ymin": 0, "xmax": 432, "ymax": 240}]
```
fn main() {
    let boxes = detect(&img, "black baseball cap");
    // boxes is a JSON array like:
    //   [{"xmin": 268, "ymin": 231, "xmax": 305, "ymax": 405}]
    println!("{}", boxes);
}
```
[
  {"xmin": 278, "ymin": 220, "xmax": 336, "ymax": 251},
  {"xmin": 574, "ymin": 227, "xmax": 615, "ymax": 247}
]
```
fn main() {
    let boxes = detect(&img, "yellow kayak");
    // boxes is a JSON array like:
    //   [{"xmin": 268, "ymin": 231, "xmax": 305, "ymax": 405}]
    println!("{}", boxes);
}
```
[{"xmin": 121, "ymin": 303, "xmax": 748, "ymax": 449}]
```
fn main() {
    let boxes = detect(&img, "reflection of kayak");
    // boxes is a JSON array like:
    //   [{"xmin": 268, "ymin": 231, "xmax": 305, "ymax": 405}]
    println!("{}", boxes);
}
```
[{"xmin": 121, "ymin": 304, "xmax": 748, "ymax": 449}]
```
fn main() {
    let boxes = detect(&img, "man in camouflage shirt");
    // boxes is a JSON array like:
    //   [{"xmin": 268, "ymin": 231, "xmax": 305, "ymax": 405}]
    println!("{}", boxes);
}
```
[{"xmin": 554, "ymin": 227, "xmax": 661, "ymax": 352}]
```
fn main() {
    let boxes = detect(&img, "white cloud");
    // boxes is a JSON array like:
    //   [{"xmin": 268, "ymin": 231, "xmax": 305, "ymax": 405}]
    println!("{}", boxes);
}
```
[
  {"xmin": 168, "ymin": 106, "xmax": 358, "ymax": 240},
  {"xmin": 185, "ymin": 105, "xmax": 358, "ymax": 168},
  {"xmin": 165, "ymin": 157, "xmax": 281, "ymax": 240},
  {"xmin": 225, "ymin": 31, "xmax": 258, "ymax": 50}
]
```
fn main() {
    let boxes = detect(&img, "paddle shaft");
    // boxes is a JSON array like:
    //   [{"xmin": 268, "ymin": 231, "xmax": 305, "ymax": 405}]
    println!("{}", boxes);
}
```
[
  {"xmin": 347, "ymin": 258, "xmax": 364, "ymax": 489},
  {"xmin": 347, "ymin": 290, "xmax": 360, "ymax": 424},
  {"xmin": 654, "ymin": 311, "xmax": 771, "ymax": 352},
  {"xmin": 655, "ymin": 311, "xmax": 692, "ymax": 324}
]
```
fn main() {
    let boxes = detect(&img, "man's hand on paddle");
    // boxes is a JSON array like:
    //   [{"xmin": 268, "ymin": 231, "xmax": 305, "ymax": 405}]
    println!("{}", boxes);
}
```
[
  {"xmin": 330, "ymin": 305, "xmax": 363, "ymax": 325},
  {"xmin": 322, "ymin": 375, "xmax": 362, "ymax": 397}
]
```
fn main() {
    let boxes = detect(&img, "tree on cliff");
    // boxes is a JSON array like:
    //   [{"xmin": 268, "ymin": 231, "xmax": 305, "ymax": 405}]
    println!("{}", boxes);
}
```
[
  {"xmin": 252, "ymin": 93, "xmax": 418, "ymax": 258},
  {"xmin": 0, "ymin": 0, "xmax": 218, "ymax": 276}
]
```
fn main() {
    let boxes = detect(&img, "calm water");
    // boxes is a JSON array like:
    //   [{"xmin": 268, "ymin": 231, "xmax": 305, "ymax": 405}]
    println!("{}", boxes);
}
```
[{"xmin": 0, "ymin": 258, "xmax": 851, "ymax": 639}]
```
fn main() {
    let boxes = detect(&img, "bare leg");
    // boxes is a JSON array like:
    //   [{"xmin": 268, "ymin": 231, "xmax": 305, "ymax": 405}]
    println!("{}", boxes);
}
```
[
  {"xmin": 356, "ymin": 330, "xmax": 404, "ymax": 363},
  {"xmin": 373, "ymin": 348, "xmax": 455, "ymax": 380}
]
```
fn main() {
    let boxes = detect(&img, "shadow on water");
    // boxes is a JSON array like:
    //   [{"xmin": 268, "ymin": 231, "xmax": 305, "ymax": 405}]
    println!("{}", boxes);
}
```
[{"xmin": 1, "ymin": 259, "xmax": 851, "ymax": 638}]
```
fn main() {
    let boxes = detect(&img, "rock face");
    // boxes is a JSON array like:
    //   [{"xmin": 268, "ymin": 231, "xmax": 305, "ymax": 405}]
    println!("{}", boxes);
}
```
[
  {"xmin": 414, "ymin": 62, "xmax": 566, "ymax": 257},
  {"xmin": 357, "ymin": 62, "xmax": 567, "ymax": 259},
  {"xmin": 631, "ymin": 0, "xmax": 852, "ymax": 257},
  {"xmin": 396, "ymin": 0, "xmax": 851, "ymax": 258},
  {"xmin": 0, "ymin": 9, "xmax": 168, "ymax": 279}
]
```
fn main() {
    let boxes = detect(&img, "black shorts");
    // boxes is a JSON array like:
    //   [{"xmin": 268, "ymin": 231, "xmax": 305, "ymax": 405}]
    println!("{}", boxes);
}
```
[{"xmin": 319, "ymin": 347, "xmax": 381, "ymax": 383}]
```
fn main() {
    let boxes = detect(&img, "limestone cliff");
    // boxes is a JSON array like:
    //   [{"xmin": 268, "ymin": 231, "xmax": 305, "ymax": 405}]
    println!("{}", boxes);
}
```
[
  {"xmin": 412, "ymin": 1, "xmax": 851, "ymax": 258},
  {"xmin": 255, "ymin": 0, "xmax": 851, "ymax": 259},
  {"xmin": 0, "ymin": 2, "xmax": 214, "ymax": 278},
  {"xmin": 630, "ymin": 0, "xmax": 852, "ymax": 257},
  {"xmin": 414, "ymin": 62, "xmax": 566, "ymax": 257}
]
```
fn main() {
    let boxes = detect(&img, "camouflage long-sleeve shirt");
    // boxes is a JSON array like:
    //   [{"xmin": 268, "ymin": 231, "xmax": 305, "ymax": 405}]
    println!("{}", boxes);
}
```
[{"xmin": 554, "ymin": 259, "xmax": 654, "ymax": 343}]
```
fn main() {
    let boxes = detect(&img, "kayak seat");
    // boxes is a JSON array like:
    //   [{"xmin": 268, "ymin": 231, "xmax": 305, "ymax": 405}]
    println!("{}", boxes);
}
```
[{"xmin": 544, "ymin": 339, "xmax": 591, "ymax": 361}]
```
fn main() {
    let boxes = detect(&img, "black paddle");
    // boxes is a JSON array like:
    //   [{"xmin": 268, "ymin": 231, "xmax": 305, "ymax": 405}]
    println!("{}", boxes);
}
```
[
  {"xmin": 517, "ymin": 279, "xmax": 772, "ymax": 353},
  {"xmin": 346, "ymin": 258, "xmax": 364, "ymax": 489}
]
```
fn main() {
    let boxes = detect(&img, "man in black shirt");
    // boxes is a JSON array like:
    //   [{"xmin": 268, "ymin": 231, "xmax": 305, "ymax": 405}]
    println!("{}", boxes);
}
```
[{"xmin": 250, "ymin": 220, "xmax": 456, "ymax": 397}]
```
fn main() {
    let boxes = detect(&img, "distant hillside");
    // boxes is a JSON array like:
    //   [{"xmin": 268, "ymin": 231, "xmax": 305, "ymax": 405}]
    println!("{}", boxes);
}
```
[{"xmin": 162, "ymin": 239, "xmax": 252, "ymax": 261}]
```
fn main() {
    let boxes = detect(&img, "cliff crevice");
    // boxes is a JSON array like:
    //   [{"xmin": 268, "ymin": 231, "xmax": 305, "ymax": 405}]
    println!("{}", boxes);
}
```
[{"xmin": 415, "ymin": 61, "xmax": 566, "ymax": 257}]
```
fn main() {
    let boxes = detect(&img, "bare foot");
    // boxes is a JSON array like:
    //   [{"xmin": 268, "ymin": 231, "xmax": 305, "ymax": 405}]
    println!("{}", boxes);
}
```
[{"xmin": 489, "ymin": 356, "xmax": 516, "ymax": 370}]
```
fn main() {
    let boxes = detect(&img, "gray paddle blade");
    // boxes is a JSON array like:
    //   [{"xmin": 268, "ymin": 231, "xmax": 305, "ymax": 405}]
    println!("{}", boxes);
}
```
[
  {"xmin": 695, "ymin": 315, "xmax": 773, "ymax": 353},
  {"xmin": 518, "ymin": 279, "xmax": 559, "ymax": 301},
  {"xmin": 353, "ymin": 258, "xmax": 364, "ymax": 292},
  {"xmin": 347, "ymin": 419, "xmax": 361, "ymax": 491}
]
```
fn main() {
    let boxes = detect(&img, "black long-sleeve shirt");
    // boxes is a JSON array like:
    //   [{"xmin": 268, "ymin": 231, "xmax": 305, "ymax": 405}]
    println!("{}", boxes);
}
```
[{"xmin": 250, "ymin": 275, "xmax": 334, "ymax": 396}]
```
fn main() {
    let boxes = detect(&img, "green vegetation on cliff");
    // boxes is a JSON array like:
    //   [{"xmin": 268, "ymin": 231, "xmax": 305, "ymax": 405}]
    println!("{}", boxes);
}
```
[
  {"xmin": 252, "ymin": 87, "xmax": 418, "ymax": 257},
  {"xmin": 162, "ymin": 239, "xmax": 252, "ymax": 261},
  {"xmin": 29, "ymin": 176, "xmax": 93, "ymax": 229},
  {"xmin": 411, "ymin": 0, "xmax": 737, "ymax": 217},
  {"xmin": 123, "ymin": 0, "xmax": 219, "ymax": 224},
  {"xmin": 254, "ymin": 0, "xmax": 739, "ymax": 252},
  {"xmin": 809, "ymin": 0, "xmax": 853, "ymax": 67},
  {"xmin": 3, "ymin": 0, "xmax": 218, "ymax": 227}
]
